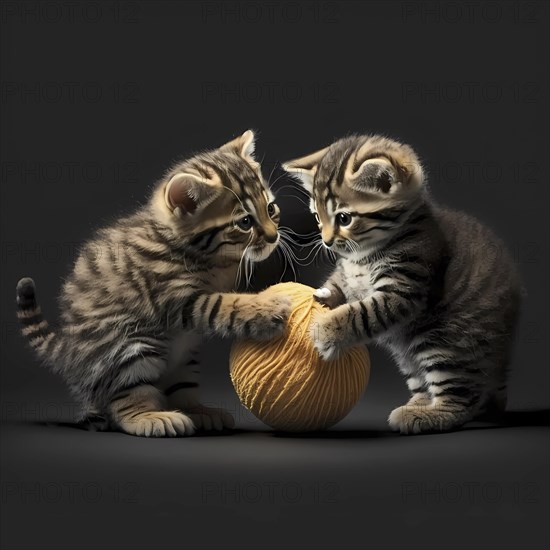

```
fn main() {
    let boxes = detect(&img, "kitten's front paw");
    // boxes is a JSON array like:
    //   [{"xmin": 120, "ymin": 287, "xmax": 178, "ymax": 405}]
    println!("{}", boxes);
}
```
[
  {"xmin": 313, "ymin": 286, "xmax": 345, "ymax": 309},
  {"xmin": 119, "ymin": 410, "xmax": 196, "ymax": 437},
  {"xmin": 388, "ymin": 403, "xmax": 469, "ymax": 435},
  {"xmin": 313, "ymin": 287, "xmax": 332, "ymax": 307},
  {"xmin": 388, "ymin": 404, "xmax": 426, "ymax": 434},
  {"xmin": 186, "ymin": 404, "xmax": 235, "ymax": 431},
  {"xmin": 310, "ymin": 313, "xmax": 344, "ymax": 361},
  {"xmin": 247, "ymin": 291, "xmax": 291, "ymax": 340}
]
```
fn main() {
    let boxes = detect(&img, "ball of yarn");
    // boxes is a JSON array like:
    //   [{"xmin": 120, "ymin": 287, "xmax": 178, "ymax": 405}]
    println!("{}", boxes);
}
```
[{"xmin": 230, "ymin": 282, "xmax": 370, "ymax": 432}]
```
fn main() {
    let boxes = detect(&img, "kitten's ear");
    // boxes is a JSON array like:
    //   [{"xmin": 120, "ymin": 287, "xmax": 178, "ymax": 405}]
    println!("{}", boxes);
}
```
[
  {"xmin": 351, "ymin": 157, "xmax": 399, "ymax": 194},
  {"xmin": 351, "ymin": 140, "xmax": 424, "ymax": 194},
  {"xmin": 282, "ymin": 146, "xmax": 329, "ymax": 193},
  {"xmin": 221, "ymin": 129, "xmax": 256, "ymax": 162},
  {"xmin": 165, "ymin": 173, "xmax": 222, "ymax": 216}
]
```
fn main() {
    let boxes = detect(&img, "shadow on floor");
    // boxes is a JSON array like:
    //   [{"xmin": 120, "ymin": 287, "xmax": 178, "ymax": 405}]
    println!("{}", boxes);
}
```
[
  {"xmin": 25, "ymin": 419, "xmax": 243, "ymax": 437},
  {"xmin": 10, "ymin": 409, "xmax": 549, "ymax": 439},
  {"xmin": 270, "ymin": 409, "xmax": 550, "ymax": 439},
  {"xmin": 493, "ymin": 409, "xmax": 550, "ymax": 426}
]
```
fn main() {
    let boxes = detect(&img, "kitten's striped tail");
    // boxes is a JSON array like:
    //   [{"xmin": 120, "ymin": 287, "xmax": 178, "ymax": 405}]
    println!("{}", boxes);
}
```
[{"xmin": 16, "ymin": 278, "xmax": 58, "ymax": 363}]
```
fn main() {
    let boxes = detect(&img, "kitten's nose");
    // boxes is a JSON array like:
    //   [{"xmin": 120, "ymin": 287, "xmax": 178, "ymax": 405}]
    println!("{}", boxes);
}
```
[
  {"xmin": 323, "ymin": 238, "xmax": 334, "ymax": 248},
  {"xmin": 265, "ymin": 232, "xmax": 278, "ymax": 244}
]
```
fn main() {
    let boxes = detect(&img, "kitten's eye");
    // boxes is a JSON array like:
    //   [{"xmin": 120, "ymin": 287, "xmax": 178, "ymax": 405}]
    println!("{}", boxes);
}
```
[
  {"xmin": 237, "ymin": 215, "xmax": 254, "ymax": 231},
  {"xmin": 313, "ymin": 212, "xmax": 320, "ymax": 224},
  {"xmin": 336, "ymin": 212, "xmax": 352, "ymax": 227},
  {"xmin": 267, "ymin": 202, "xmax": 276, "ymax": 217}
]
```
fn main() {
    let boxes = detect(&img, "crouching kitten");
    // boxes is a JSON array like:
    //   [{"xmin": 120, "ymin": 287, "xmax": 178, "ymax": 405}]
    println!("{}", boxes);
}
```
[
  {"xmin": 17, "ymin": 130, "xmax": 290, "ymax": 437},
  {"xmin": 283, "ymin": 134, "xmax": 521, "ymax": 434}
]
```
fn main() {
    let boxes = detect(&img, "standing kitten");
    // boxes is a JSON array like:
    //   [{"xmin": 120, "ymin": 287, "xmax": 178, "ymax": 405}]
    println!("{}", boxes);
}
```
[
  {"xmin": 283, "ymin": 134, "xmax": 521, "ymax": 434},
  {"xmin": 17, "ymin": 130, "xmax": 290, "ymax": 437}
]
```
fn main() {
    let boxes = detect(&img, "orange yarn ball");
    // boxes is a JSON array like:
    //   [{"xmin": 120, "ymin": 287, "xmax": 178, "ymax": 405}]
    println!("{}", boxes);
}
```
[{"xmin": 230, "ymin": 282, "xmax": 370, "ymax": 432}]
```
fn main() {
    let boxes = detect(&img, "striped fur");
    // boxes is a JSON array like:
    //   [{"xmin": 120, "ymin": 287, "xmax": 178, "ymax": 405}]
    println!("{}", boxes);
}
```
[
  {"xmin": 16, "ymin": 130, "xmax": 290, "ymax": 437},
  {"xmin": 284, "ymin": 134, "xmax": 521, "ymax": 434}
]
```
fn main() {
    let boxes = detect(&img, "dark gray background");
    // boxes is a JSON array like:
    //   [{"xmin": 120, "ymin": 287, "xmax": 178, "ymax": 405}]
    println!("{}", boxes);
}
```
[{"xmin": 1, "ymin": 1, "xmax": 548, "ymax": 549}]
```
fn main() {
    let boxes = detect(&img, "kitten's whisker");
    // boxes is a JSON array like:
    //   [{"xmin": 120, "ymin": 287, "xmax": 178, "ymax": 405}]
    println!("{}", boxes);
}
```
[
  {"xmin": 222, "ymin": 185, "xmax": 247, "ymax": 214},
  {"xmin": 287, "ymin": 235, "xmax": 327, "ymax": 249},
  {"xmin": 275, "ymin": 184, "xmax": 312, "ymax": 201},
  {"xmin": 346, "ymin": 238, "xmax": 360, "ymax": 255},
  {"xmin": 278, "ymin": 182, "xmax": 311, "ymax": 199},
  {"xmin": 306, "ymin": 243, "xmax": 326, "ymax": 266},
  {"xmin": 294, "ymin": 239, "xmax": 331, "ymax": 266},
  {"xmin": 299, "ymin": 240, "xmax": 325, "ymax": 248},
  {"xmin": 284, "ymin": 243, "xmax": 298, "ymax": 281},
  {"xmin": 350, "ymin": 238, "xmax": 361, "ymax": 256},
  {"xmin": 269, "ymin": 173, "xmax": 289, "ymax": 189},
  {"xmin": 266, "ymin": 161, "xmax": 278, "ymax": 189},
  {"xmin": 277, "ymin": 239, "xmax": 298, "ymax": 282},
  {"xmin": 300, "ymin": 239, "xmax": 324, "ymax": 257},
  {"xmin": 245, "ymin": 255, "xmax": 255, "ymax": 289},
  {"xmin": 235, "ymin": 234, "xmax": 254, "ymax": 289},
  {"xmin": 279, "ymin": 226, "xmax": 318, "ymax": 238},
  {"xmin": 278, "ymin": 231, "xmax": 298, "ymax": 247},
  {"xmin": 276, "ymin": 193, "xmax": 310, "ymax": 208},
  {"xmin": 279, "ymin": 231, "xmax": 308, "ymax": 248},
  {"xmin": 278, "ymin": 228, "xmax": 323, "ymax": 253},
  {"xmin": 276, "ymin": 184, "xmax": 311, "ymax": 197},
  {"xmin": 327, "ymin": 248, "xmax": 337, "ymax": 262}
]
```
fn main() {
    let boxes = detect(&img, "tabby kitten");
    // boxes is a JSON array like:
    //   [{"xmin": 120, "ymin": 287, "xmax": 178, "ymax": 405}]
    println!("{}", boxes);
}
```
[
  {"xmin": 17, "ymin": 130, "xmax": 290, "ymax": 437},
  {"xmin": 283, "ymin": 134, "xmax": 521, "ymax": 434}
]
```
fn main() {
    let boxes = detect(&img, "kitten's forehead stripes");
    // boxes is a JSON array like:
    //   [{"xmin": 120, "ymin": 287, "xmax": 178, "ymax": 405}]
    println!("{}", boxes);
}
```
[
  {"xmin": 191, "ymin": 163, "xmax": 212, "ymax": 180},
  {"xmin": 313, "ymin": 139, "xmax": 366, "ymax": 213},
  {"xmin": 316, "ymin": 166, "xmax": 338, "ymax": 211},
  {"xmin": 335, "ymin": 146, "xmax": 357, "ymax": 187},
  {"xmin": 201, "ymin": 159, "xmax": 246, "ymax": 195},
  {"xmin": 316, "ymin": 165, "xmax": 337, "ymax": 194},
  {"xmin": 199, "ymin": 157, "xmax": 267, "ymax": 211}
]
